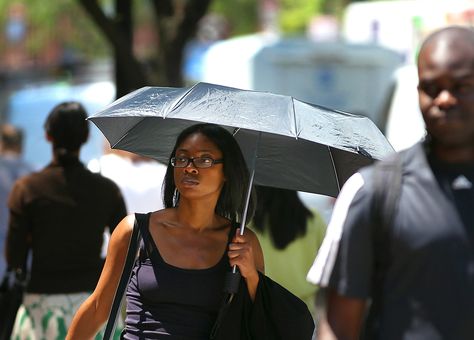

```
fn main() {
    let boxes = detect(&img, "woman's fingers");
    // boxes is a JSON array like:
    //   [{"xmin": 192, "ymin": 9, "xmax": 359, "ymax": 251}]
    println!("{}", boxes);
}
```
[{"xmin": 228, "ymin": 228, "xmax": 258, "ymax": 278}]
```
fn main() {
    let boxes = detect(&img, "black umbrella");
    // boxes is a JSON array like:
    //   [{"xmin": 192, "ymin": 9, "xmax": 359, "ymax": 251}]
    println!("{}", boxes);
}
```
[{"xmin": 89, "ymin": 82, "xmax": 393, "ymax": 200}]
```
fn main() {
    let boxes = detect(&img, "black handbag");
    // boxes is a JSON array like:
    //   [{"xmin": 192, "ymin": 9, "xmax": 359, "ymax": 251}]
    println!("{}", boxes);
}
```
[{"xmin": 0, "ymin": 268, "xmax": 27, "ymax": 340}]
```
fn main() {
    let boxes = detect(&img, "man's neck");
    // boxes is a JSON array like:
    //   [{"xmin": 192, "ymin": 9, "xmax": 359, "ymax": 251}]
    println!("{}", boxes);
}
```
[{"xmin": 432, "ymin": 145, "xmax": 474, "ymax": 164}]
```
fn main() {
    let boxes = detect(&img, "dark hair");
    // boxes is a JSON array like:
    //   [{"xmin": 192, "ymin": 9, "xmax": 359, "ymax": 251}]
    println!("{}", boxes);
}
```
[
  {"xmin": 163, "ymin": 123, "xmax": 255, "ymax": 223},
  {"xmin": 0, "ymin": 124, "xmax": 24, "ymax": 152},
  {"xmin": 44, "ymin": 101, "xmax": 89, "ymax": 165},
  {"xmin": 252, "ymin": 185, "xmax": 313, "ymax": 249}
]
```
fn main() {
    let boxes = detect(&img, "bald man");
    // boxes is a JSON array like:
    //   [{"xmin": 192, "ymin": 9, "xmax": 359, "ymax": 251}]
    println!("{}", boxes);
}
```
[{"xmin": 307, "ymin": 26, "xmax": 474, "ymax": 340}]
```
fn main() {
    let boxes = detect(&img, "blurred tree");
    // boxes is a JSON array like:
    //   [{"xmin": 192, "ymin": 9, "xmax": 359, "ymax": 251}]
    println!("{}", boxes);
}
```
[
  {"xmin": 78, "ymin": 0, "xmax": 211, "ymax": 97},
  {"xmin": 210, "ymin": 0, "xmax": 259, "ymax": 36},
  {"xmin": 0, "ymin": 0, "xmax": 108, "ymax": 66},
  {"xmin": 209, "ymin": 0, "xmax": 358, "ymax": 36},
  {"xmin": 321, "ymin": 0, "xmax": 369, "ymax": 18},
  {"xmin": 279, "ymin": 0, "xmax": 322, "ymax": 34}
]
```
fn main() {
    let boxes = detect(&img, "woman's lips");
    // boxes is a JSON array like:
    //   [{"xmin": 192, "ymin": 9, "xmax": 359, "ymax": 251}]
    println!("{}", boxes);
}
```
[{"xmin": 181, "ymin": 177, "xmax": 199, "ymax": 186}]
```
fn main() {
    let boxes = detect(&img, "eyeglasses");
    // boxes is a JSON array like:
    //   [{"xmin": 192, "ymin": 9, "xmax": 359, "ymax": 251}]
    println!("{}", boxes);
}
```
[{"xmin": 171, "ymin": 156, "xmax": 224, "ymax": 168}]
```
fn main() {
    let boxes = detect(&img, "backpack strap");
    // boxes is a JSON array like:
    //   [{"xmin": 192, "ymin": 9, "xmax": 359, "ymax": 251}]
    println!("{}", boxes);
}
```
[
  {"xmin": 362, "ymin": 152, "xmax": 403, "ymax": 339},
  {"xmin": 103, "ymin": 214, "xmax": 143, "ymax": 340}
]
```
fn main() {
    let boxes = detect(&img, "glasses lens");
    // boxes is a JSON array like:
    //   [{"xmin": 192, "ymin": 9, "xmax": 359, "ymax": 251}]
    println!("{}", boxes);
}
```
[
  {"xmin": 171, "ymin": 157, "xmax": 188, "ymax": 168},
  {"xmin": 193, "ymin": 157, "xmax": 213, "ymax": 168}
]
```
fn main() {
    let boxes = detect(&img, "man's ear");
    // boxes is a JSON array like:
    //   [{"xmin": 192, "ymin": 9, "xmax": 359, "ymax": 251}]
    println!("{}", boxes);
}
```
[{"xmin": 46, "ymin": 132, "xmax": 53, "ymax": 142}]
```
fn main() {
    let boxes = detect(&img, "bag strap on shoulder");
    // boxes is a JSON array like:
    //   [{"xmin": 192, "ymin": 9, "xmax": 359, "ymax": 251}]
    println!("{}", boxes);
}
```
[
  {"xmin": 103, "ymin": 213, "xmax": 142, "ymax": 340},
  {"xmin": 362, "ymin": 152, "xmax": 404, "ymax": 339}
]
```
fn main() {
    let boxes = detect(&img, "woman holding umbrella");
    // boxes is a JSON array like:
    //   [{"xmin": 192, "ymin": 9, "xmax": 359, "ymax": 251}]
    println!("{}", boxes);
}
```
[{"xmin": 67, "ymin": 123, "xmax": 267, "ymax": 338}]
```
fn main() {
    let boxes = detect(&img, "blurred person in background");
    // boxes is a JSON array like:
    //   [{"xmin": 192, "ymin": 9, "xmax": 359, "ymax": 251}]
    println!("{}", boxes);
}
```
[
  {"xmin": 307, "ymin": 26, "xmax": 474, "ymax": 340},
  {"xmin": 88, "ymin": 147, "xmax": 166, "ymax": 214},
  {"xmin": 88, "ymin": 146, "xmax": 167, "ymax": 260},
  {"xmin": 0, "ymin": 124, "xmax": 32, "ymax": 276},
  {"xmin": 6, "ymin": 102, "xmax": 127, "ymax": 339},
  {"xmin": 250, "ymin": 186, "xmax": 326, "ymax": 320}
]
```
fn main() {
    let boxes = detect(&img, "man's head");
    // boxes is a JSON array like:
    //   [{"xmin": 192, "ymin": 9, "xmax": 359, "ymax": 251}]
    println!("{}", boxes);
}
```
[
  {"xmin": 0, "ymin": 124, "xmax": 24, "ymax": 155},
  {"xmin": 417, "ymin": 26, "xmax": 474, "ymax": 150}
]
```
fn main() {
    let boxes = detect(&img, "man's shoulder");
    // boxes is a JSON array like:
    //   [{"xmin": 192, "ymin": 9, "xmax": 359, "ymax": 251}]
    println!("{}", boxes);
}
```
[{"xmin": 358, "ymin": 143, "xmax": 421, "ymax": 178}]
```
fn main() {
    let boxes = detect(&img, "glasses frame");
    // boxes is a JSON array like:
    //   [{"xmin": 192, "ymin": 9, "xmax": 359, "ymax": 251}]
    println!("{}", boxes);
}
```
[{"xmin": 170, "ymin": 156, "xmax": 224, "ymax": 168}]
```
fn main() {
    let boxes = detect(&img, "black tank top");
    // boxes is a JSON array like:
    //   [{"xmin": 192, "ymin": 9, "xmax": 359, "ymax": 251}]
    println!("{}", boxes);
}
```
[{"xmin": 122, "ymin": 213, "xmax": 235, "ymax": 339}]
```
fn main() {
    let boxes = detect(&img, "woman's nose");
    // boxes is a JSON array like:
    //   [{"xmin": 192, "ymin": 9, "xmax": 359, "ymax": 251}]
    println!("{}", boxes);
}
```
[{"xmin": 184, "ymin": 162, "xmax": 198, "ymax": 174}]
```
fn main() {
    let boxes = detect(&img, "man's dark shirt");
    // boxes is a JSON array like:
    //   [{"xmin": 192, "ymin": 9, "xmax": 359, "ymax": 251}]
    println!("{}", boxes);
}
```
[{"xmin": 308, "ymin": 143, "xmax": 474, "ymax": 339}]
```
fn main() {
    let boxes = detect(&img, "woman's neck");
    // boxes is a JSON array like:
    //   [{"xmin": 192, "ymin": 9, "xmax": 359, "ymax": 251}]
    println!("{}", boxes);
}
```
[{"xmin": 175, "ymin": 198, "xmax": 221, "ymax": 232}]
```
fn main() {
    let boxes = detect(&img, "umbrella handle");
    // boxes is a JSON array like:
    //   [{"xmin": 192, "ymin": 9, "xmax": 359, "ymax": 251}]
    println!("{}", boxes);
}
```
[{"xmin": 224, "ymin": 269, "xmax": 241, "ymax": 294}]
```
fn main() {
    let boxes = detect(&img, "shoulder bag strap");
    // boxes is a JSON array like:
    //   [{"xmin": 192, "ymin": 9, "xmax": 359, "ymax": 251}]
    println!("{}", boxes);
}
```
[
  {"xmin": 103, "ymin": 214, "xmax": 142, "ymax": 340},
  {"xmin": 363, "ymin": 152, "xmax": 403, "ymax": 339}
]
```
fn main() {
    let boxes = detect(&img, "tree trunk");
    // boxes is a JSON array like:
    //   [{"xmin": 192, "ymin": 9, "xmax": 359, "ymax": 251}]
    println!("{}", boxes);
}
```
[
  {"xmin": 114, "ymin": 0, "xmax": 135, "ymax": 97},
  {"xmin": 152, "ymin": 0, "xmax": 212, "ymax": 86},
  {"xmin": 78, "ymin": 0, "xmax": 148, "ymax": 98},
  {"xmin": 78, "ymin": 0, "xmax": 211, "ymax": 95}
]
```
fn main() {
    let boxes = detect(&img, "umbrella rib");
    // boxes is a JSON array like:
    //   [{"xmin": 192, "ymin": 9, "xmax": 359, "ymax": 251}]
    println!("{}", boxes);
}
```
[
  {"xmin": 291, "ymin": 97, "xmax": 299, "ymax": 139},
  {"xmin": 166, "ymin": 82, "xmax": 200, "ymax": 117},
  {"xmin": 328, "ymin": 147, "xmax": 341, "ymax": 192},
  {"xmin": 109, "ymin": 117, "xmax": 146, "ymax": 149}
]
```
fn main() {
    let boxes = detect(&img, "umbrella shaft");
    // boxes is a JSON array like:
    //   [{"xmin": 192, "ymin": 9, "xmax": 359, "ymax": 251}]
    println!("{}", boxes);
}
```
[
  {"xmin": 232, "ymin": 132, "xmax": 260, "ymax": 274},
  {"xmin": 239, "ymin": 166, "xmax": 255, "ymax": 235},
  {"xmin": 239, "ymin": 131, "xmax": 261, "ymax": 236}
]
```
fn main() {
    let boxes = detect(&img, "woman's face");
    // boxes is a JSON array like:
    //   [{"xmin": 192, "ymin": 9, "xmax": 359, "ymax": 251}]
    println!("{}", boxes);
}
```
[{"xmin": 173, "ymin": 132, "xmax": 225, "ymax": 202}]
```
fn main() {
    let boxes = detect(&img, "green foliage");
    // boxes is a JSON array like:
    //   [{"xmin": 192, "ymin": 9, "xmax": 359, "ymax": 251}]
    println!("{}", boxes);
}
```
[
  {"xmin": 210, "ymin": 0, "xmax": 259, "ymax": 36},
  {"xmin": 210, "ymin": 0, "xmax": 327, "ymax": 36},
  {"xmin": 279, "ymin": 0, "xmax": 322, "ymax": 35},
  {"xmin": 0, "ymin": 0, "xmax": 109, "ymax": 59}
]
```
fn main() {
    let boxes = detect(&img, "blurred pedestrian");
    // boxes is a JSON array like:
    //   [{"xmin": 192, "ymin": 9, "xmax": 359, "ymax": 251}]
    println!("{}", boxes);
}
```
[
  {"xmin": 307, "ymin": 26, "xmax": 474, "ymax": 340},
  {"xmin": 88, "ymin": 147, "xmax": 166, "ymax": 214},
  {"xmin": 88, "ymin": 147, "xmax": 167, "ymax": 260},
  {"xmin": 0, "ymin": 124, "xmax": 32, "ymax": 276},
  {"xmin": 250, "ymin": 185, "xmax": 326, "ymax": 318},
  {"xmin": 6, "ymin": 102, "xmax": 127, "ymax": 339}
]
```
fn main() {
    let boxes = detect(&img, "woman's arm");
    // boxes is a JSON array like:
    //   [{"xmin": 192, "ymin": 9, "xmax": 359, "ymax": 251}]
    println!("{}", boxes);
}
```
[
  {"xmin": 228, "ymin": 228, "xmax": 265, "ymax": 301},
  {"xmin": 66, "ymin": 214, "xmax": 135, "ymax": 339}
]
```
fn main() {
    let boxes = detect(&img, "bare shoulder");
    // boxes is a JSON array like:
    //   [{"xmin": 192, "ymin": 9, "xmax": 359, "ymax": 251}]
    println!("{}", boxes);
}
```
[
  {"xmin": 110, "ymin": 214, "xmax": 136, "ymax": 247},
  {"xmin": 149, "ymin": 208, "xmax": 176, "ymax": 225}
]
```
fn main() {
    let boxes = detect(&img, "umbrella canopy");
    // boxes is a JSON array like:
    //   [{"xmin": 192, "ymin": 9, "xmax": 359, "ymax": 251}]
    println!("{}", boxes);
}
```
[{"xmin": 89, "ymin": 82, "xmax": 394, "ymax": 198}]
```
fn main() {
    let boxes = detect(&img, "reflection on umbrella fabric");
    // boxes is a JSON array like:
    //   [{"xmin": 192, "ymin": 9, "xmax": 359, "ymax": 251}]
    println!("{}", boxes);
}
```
[{"xmin": 89, "ymin": 82, "xmax": 394, "ymax": 198}]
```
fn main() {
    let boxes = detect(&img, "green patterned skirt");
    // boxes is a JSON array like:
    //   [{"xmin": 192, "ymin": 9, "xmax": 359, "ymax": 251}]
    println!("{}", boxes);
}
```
[{"xmin": 11, "ymin": 292, "xmax": 123, "ymax": 340}]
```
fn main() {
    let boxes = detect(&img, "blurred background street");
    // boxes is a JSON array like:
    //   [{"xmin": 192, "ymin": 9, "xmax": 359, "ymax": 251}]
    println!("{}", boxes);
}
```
[
  {"xmin": 2, "ymin": 0, "xmax": 474, "ymax": 211},
  {"xmin": 2, "ymin": 1, "xmax": 474, "ymax": 337}
]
